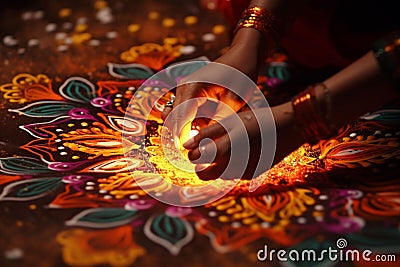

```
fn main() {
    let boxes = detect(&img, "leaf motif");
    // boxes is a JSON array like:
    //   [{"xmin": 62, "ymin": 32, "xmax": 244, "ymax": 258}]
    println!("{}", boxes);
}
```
[
  {"xmin": 65, "ymin": 208, "xmax": 138, "ymax": 228},
  {"xmin": 19, "ymin": 116, "xmax": 70, "ymax": 138},
  {"xmin": 268, "ymin": 63, "xmax": 290, "ymax": 81},
  {"xmin": 105, "ymin": 115, "xmax": 145, "ymax": 135},
  {"xmin": 0, "ymin": 157, "xmax": 50, "ymax": 175},
  {"xmin": 331, "ymin": 149, "xmax": 363, "ymax": 157},
  {"xmin": 360, "ymin": 109, "xmax": 400, "ymax": 123},
  {"xmin": 86, "ymin": 158, "xmax": 143, "ymax": 173},
  {"xmin": 0, "ymin": 177, "xmax": 62, "ymax": 201},
  {"xmin": 59, "ymin": 77, "xmax": 97, "ymax": 103},
  {"xmin": 107, "ymin": 63, "xmax": 154, "ymax": 79},
  {"xmin": 9, "ymin": 101, "xmax": 77, "ymax": 117},
  {"xmin": 324, "ymin": 142, "xmax": 399, "ymax": 169},
  {"xmin": 144, "ymin": 213, "xmax": 194, "ymax": 255},
  {"xmin": 166, "ymin": 58, "xmax": 208, "ymax": 82}
]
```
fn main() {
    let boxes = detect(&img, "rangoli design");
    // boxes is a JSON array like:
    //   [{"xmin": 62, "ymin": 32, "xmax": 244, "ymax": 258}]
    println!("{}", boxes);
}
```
[{"xmin": 1, "ymin": 43, "xmax": 400, "ymax": 266}]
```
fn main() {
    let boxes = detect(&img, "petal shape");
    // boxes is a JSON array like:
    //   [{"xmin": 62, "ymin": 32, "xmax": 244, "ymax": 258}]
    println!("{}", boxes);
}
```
[
  {"xmin": 0, "ymin": 157, "xmax": 50, "ymax": 175},
  {"xmin": 65, "ymin": 208, "xmax": 138, "ymax": 228},
  {"xmin": 0, "ymin": 73, "xmax": 63, "ymax": 104},
  {"xmin": 9, "ymin": 101, "xmax": 77, "ymax": 117},
  {"xmin": 85, "ymin": 158, "xmax": 143, "ymax": 173},
  {"xmin": 19, "ymin": 116, "xmax": 70, "ymax": 138},
  {"xmin": 104, "ymin": 115, "xmax": 145, "ymax": 135},
  {"xmin": 120, "ymin": 42, "xmax": 183, "ymax": 70},
  {"xmin": 144, "ymin": 213, "xmax": 194, "ymax": 255},
  {"xmin": 68, "ymin": 108, "xmax": 96, "ymax": 120},
  {"xmin": 0, "ymin": 177, "xmax": 62, "ymax": 201},
  {"xmin": 331, "ymin": 149, "xmax": 363, "ymax": 157},
  {"xmin": 267, "ymin": 62, "xmax": 291, "ymax": 81},
  {"xmin": 124, "ymin": 199, "xmax": 156, "ymax": 210},
  {"xmin": 166, "ymin": 57, "xmax": 208, "ymax": 82},
  {"xmin": 59, "ymin": 77, "xmax": 97, "ymax": 103},
  {"xmin": 107, "ymin": 63, "xmax": 154, "ymax": 79},
  {"xmin": 360, "ymin": 109, "xmax": 400, "ymax": 123},
  {"xmin": 50, "ymin": 185, "xmax": 113, "ymax": 208},
  {"xmin": 96, "ymin": 80, "xmax": 143, "ymax": 96}
]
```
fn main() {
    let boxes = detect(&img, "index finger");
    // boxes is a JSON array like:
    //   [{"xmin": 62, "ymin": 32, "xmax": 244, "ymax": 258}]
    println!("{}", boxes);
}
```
[{"xmin": 163, "ymin": 83, "xmax": 206, "ymax": 146}]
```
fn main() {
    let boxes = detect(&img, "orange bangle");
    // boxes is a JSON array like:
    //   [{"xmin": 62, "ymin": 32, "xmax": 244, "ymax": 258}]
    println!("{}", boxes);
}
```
[
  {"xmin": 292, "ymin": 83, "xmax": 333, "ymax": 144},
  {"xmin": 234, "ymin": 6, "xmax": 279, "ymax": 37}
]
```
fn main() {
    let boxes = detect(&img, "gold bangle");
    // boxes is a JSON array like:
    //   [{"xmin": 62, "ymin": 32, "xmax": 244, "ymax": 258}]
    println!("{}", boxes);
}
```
[
  {"xmin": 291, "ymin": 83, "xmax": 334, "ymax": 144},
  {"xmin": 234, "ymin": 6, "xmax": 279, "ymax": 37}
]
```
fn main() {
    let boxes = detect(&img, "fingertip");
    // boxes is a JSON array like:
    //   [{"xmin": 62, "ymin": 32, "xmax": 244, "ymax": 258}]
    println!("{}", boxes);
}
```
[
  {"xmin": 195, "ymin": 164, "xmax": 219, "ymax": 181},
  {"xmin": 187, "ymin": 148, "xmax": 200, "ymax": 162},
  {"xmin": 182, "ymin": 137, "xmax": 196, "ymax": 149}
]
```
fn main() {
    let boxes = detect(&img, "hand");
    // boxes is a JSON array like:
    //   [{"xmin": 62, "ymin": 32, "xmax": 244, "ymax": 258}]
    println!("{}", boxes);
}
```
[
  {"xmin": 182, "ymin": 103, "xmax": 303, "ymax": 180},
  {"xmin": 161, "ymin": 44, "xmax": 260, "ymax": 145}
]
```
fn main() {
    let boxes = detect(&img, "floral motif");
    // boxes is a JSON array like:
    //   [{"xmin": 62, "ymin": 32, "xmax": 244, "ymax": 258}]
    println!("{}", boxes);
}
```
[
  {"xmin": 0, "ymin": 74, "xmax": 62, "ymax": 104},
  {"xmin": 120, "ymin": 42, "xmax": 183, "ymax": 70}
]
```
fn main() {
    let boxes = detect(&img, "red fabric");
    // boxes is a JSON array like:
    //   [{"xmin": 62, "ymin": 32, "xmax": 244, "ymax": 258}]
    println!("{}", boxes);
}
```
[
  {"xmin": 279, "ymin": 6, "xmax": 352, "ymax": 68},
  {"xmin": 215, "ymin": 0, "xmax": 354, "ymax": 69},
  {"xmin": 216, "ymin": 0, "xmax": 249, "ymax": 29}
]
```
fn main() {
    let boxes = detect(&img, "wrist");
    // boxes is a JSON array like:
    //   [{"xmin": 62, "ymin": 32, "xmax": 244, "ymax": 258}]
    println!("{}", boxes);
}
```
[
  {"xmin": 233, "ymin": 5, "xmax": 280, "ymax": 42},
  {"xmin": 215, "ymin": 44, "xmax": 259, "ymax": 81},
  {"xmin": 231, "ymin": 27, "xmax": 262, "ymax": 48},
  {"xmin": 271, "ymin": 102, "xmax": 303, "ymax": 162}
]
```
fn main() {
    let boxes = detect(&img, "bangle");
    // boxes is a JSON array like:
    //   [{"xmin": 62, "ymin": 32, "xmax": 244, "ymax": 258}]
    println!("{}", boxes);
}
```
[
  {"xmin": 234, "ymin": 6, "xmax": 280, "ymax": 38},
  {"xmin": 291, "ymin": 83, "xmax": 334, "ymax": 144},
  {"xmin": 373, "ymin": 31, "xmax": 400, "ymax": 91}
]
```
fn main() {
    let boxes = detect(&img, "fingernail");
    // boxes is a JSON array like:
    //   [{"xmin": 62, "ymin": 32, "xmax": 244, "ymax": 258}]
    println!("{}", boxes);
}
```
[{"xmin": 183, "ymin": 137, "xmax": 196, "ymax": 149}]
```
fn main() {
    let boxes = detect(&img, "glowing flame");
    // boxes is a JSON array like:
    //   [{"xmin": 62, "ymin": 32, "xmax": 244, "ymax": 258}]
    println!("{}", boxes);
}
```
[{"xmin": 189, "ymin": 129, "xmax": 199, "ymax": 138}]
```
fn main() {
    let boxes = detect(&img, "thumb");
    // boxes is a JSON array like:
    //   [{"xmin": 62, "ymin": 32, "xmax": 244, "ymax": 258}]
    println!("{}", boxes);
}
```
[{"xmin": 164, "ymin": 94, "xmax": 206, "ymax": 147}]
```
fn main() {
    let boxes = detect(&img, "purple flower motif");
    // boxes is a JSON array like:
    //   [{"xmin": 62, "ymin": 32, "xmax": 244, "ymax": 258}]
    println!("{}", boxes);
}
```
[
  {"xmin": 68, "ymin": 108, "xmax": 96, "ymax": 120},
  {"xmin": 48, "ymin": 161, "xmax": 88, "ymax": 171},
  {"xmin": 124, "ymin": 199, "xmax": 157, "ymax": 210},
  {"xmin": 165, "ymin": 206, "xmax": 192, "ymax": 217},
  {"xmin": 62, "ymin": 174, "xmax": 92, "ymax": 184},
  {"xmin": 91, "ymin": 97, "xmax": 111, "ymax": 108},
  {"xmin": 266, "ymin": 77, "xmax": 282, "ymax": 87},
  {"xmin": 62, "ymin": 175, "xmax": 94, "ymax": 192}
]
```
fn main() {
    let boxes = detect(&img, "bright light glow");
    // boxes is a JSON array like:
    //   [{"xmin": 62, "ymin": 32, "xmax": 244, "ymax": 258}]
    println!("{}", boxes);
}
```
[{"xmin": 189, "ymin": 129, "xmax": 199, "ymax": 138}]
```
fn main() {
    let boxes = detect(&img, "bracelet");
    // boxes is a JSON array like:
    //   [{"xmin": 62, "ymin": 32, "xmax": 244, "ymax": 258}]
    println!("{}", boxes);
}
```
[
  {"xmin": 233, "ymin": 6, "xmax": 279, "ymax": 38},
  {"xmin": 373, "ymin": 31, "xmax": 400, "ymax": 90},
  {"xmin": 291, "ymin": 83, "xmax": 334, "ymax": 144}
]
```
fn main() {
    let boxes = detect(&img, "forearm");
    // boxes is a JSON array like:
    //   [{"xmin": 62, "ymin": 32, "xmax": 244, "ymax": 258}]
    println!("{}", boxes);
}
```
[
  {"xmin": 267, "ymin": 49, "xmax": 399, "ymax": 163},
  {"xmin": 227, "ymin": 0, "xmax": 286, "ymax": 78},
  {"xmin": 323, "ymin": 51, "xmax": 398, "ymax": 130},
  {"xmin": 231, "ymin": 0, "xmax": 284, "ymax": 47}
]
